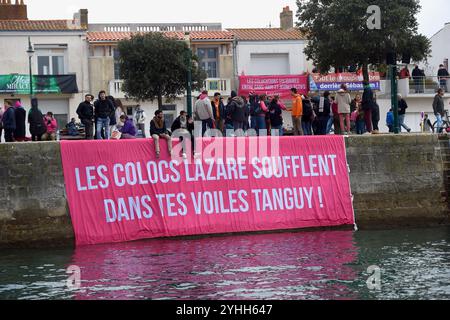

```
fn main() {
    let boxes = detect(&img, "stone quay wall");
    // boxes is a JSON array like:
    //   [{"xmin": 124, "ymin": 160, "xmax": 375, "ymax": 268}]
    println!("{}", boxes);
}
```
[{"xmin": 0, "ymin": 135, "xmax": 449, "ymax": 247}]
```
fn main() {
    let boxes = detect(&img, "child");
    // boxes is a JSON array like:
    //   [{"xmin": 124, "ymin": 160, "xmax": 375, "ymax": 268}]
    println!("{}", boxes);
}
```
[
  {"xmin": 386, "ymin": 109, "xmax": 394, "ymax": 133},
  {"xmin": 422, "ymin": 114, "xmax": 433, "ymax": 133}
]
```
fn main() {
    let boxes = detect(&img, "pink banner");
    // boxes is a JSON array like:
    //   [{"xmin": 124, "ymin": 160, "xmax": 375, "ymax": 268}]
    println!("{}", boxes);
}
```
[
  {"xmin": 238, "ymin": 75, "xmax": 309, "ymax": 99},
  {"xmin": 60, "ymin": 137, "xmax": 354, "ymax": 246}
]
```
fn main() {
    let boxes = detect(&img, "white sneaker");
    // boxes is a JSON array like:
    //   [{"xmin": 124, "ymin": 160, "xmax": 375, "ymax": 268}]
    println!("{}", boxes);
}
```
[{"xmin": 182, "ymin": 153, "xmax": 187, "ymax": 159}]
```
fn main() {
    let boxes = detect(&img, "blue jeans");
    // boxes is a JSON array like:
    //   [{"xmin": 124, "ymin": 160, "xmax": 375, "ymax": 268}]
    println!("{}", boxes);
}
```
[
  {"xmin": 302, "ymin": 121, "xmax": 313, "ymax": 136},
  {"xmin": 271, "ymin": 125, "xmax": 284, "ymax": 136},
  {"xmin": 399, "ymin": 114, "xmax": 411, "ymax": 132},
  {"xmin": 251, "ymin": 116, "xmax": 266, "ymax": 135},
  {"xmin": 96, "ymin": 117, "xmax": 110, "ymax": 140},
  {"xmin": 436, "ymin": 113, "xmax": 443, "ymax": 133},
  {"xmin": 326, "ymin": 116, "xmax": 334, "ymax": 134},
  {"xmin": 356, "ymin": 120, "xmax": 366, "ymax": 135}
]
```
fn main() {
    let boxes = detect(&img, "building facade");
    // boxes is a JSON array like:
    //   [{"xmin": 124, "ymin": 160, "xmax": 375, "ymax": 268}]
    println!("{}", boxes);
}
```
[
  {"xmin": 0, "ymin": 2, "xmax": 89, "ymax": 133},
  {"xmin": 86, "ymin": 24, "xmax": 233, "ymax": 126}
]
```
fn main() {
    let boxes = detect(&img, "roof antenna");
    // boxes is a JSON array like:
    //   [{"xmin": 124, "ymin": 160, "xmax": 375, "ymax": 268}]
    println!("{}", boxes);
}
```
[{"xmin": 268, "ymin": 22, "xmax": 272, "ymax": 28}]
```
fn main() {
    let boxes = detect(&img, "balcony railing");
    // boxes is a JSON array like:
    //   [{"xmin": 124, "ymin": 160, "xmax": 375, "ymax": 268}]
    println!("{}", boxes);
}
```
[
  {"xmin": 194, "ymin": 78, "xmax": 231, "ymax": 97},
  {"xmin": 109, "ymin": 80, "xmax": 125, "ymax": 99},
  {"xmin": 408, "ymin": 76, "xmax": 450, "ymax": 95},
  {"xmin": 110, "ymin": 78, "xmax": 232, "ymax": 100}
]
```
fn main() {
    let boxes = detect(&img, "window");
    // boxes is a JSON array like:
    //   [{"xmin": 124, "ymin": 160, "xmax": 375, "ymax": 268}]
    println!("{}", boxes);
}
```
[
  {"xmin": 36, "ymin": 49, "xmax": 66, "ymax": 75},
  {"xmin": 113, "ymin": 49, "xmax": 121, "ymax": 80},
  {"xmin": 197, "ymin": 48, "xmax": 218, "ymax": 78}
]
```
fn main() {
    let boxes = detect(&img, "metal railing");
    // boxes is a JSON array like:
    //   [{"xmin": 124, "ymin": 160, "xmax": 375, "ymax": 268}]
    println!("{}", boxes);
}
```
[
  {"xmin": 109, "ymin": 78, "xmax": 232, "ymax": 99},
  {"xmin": 408, "ymin": 76, "xmax": 450, "ymax": 95}
]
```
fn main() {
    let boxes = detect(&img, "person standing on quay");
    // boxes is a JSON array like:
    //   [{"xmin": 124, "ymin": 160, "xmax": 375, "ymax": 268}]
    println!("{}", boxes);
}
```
[
  {"xmin": 28, "ymin": 98, "xmax": 46, "ymax": 141},
  {"xmin": 362, "ymin": 82, "xmax": 374, "ymax": 133},
  {"xmin": 433, "ymin": 88, "xmax": 445, "ymax": 133},
  {"xmin": 288, "ymin": 88, "xmax": 304, "ymax": 136},
  {"xmin": 398, "ymin": 94, "xmax": 411, "ymax": 133},
  {"xmin": 94, "ymin": 91, "xmax": 115, "ymax": 140},
  {"xmin": 13, "ymin": 101, "xmax": 26, "ymax": 142},
  {"xmin": 372, "ymin": 94, "xmax": 381, "ymax": 134},
  {"xmin": 194, "ymin": 90, "xmax": 215, "ymax": 137},
  {"xmin": 2, "ymin": 101, "xmax": 15, "ymax": 142},
  {"xmin": 211, "ymin": 93, "xmax": 225, "ymax": 134},
  {"xmin": 76, "ymin": 94, "xmax": 95, "ymax": 140},
  {"xmin": 336, "ymin": 84, "xmax": 352, "ymax": 134}
]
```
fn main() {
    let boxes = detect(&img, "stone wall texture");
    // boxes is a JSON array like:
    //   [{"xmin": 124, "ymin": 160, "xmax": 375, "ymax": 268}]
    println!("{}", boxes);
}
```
[{"xmin": 0, "ymin": 135, "xmax": 449, "ymax": 247}]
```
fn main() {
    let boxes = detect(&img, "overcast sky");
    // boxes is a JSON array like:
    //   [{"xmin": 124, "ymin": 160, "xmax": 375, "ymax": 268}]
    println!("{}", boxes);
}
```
[{"xmin": 24, "ymin": 0, "xmax": 447, "ymax": 37}]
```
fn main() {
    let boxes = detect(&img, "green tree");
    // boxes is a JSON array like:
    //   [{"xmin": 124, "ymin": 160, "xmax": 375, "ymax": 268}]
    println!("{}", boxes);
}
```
[
  {"xmin": 297, "ymin": 0, "xmax": 431, "ymax": 81},
  {"xmin": 118, "ymin": 33, "xmax": 206, "ymax": 109}
]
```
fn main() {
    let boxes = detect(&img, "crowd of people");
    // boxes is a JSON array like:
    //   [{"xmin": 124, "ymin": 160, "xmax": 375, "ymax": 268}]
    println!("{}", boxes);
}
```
[
  {"xmin": 1, "ymin": 81, "xmax": 449, "ymax": 150},
  {"xmin": 0, "ymin": 99, "xmax": 58, "ymax": 143}
]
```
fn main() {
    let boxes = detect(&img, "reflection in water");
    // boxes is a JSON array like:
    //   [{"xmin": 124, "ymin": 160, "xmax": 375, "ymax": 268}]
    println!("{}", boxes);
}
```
[
  {"xmin": 72, "ymin": 231, "xmax": 358, "ymax": 300},
  {"xmin": 0, "ymin": 227, "xmax": 449, "ymax": 300}
]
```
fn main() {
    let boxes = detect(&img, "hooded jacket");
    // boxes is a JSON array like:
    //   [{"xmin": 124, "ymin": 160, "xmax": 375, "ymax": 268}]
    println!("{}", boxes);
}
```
[
  {"xmin": 14, "ymin": 105, "xmax": 27, "ymax": 138},
  {"xmin": 28, "ymin": 99, "xmax": 46, "ymax": 136},
  {"xmin": 227, "ymin": 96, "xmax": 248, "ymax": 123},
  {"xmin": 94, "ymin": 95, "xmax": 115, "ymax": 119},
  {"xmin": 194, "ymin": 95, "xmax": 214, "ymax": 121}
]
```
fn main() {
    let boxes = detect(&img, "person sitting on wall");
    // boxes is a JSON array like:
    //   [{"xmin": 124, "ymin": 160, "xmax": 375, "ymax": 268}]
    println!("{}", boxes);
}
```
[
  {"xmin": 150, "ymin": 110, "xmax": 172, "ymax": 159},
  {"xmin": 42, "ymin": 112, "xmax": 58, "ymax": 141},
  {"xmin": 119, "ymin": 115, "xmax": 137, "ymax": 139}
]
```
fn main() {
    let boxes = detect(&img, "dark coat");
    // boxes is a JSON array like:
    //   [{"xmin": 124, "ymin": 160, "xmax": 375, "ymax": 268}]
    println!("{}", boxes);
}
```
[
  {"xmin": 227, "ymin": 97, "xmax": 248, "ymax": 123},
  {"xmin": 2, "ymin": 107, "xmax": 16, "ymax": 131},
  {"xmin": 150, "ymin": 118, "xmax": 169, "ymax": 136},
  {"xmin": 269, "ymin": 101, "xmax": 283, "ymax": 127},
  {"xmin": 398, "ymin": 99, "xmax": 409, "ymax": 115},
  {"xmin": 171, "ymin": 116, "xmax": 194, "ymax": 133},
  {"xmin": 211, "ymin": 100, "xmax": 226, "ymax": 120},
  {"xmin": 362, "ymin": 86, "xmax": 375, "ymax": 111},
  {"xmin": 28, "ymin": 107, "xmax": 46, "ymax": 136},
  {"xmin": 94, "ymin": 98, "xmax": 115, "ymax": 119},
  {"xmin": 14, "ymin": 107, "xmax": 26, "ymax": 138},
  {"xmin": 76, "ymin": 101, "xmax": 94, "ymax": 121},
  {"xmin": 433, "ymin": 95, "xmax": 445, "ymax": 116}
]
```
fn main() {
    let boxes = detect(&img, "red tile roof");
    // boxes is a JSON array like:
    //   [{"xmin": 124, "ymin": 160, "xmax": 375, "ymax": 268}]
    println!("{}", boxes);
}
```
[
  {"xmin": 227, "ymin": 28, "xmax": 306, "ymax": 41},
  {"xmin": 87, "ymin": 31, "xmax": 234, "ymax": 43},
  {"xmin": 0, "ymin": 20, "xmax": 87, "ymax": 31}
]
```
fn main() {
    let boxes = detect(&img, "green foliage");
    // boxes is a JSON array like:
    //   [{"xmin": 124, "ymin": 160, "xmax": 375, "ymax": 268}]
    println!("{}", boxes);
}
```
[
  {"xmin": 117, "ymin": 33, "xmax": 206, "ymax": 108},
  {"xmin": 296, "ymin": 0, "xmax": 431, "ymax": 80}
]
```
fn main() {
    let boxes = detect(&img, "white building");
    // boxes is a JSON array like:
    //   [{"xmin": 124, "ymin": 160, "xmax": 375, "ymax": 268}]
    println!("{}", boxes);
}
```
[
  {"xmin": 229, "ymin": 7, "xmax": 312, "ymax": 79},
  {"xmin": 0, "ymin": 2, "xmax": 89, "ymax": 138}
]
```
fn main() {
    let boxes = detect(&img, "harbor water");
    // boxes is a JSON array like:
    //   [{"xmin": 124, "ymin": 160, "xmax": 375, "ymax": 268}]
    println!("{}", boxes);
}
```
[{"xmin": 0, "ymin": 227, "xmax": 449, "ymax": 300}]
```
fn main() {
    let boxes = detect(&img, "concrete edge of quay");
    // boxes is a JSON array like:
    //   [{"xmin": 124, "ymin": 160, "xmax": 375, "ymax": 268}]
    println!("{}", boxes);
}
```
[{"xmin": 0, "ymin": 134, "xmax": 449, "ymax": 248}]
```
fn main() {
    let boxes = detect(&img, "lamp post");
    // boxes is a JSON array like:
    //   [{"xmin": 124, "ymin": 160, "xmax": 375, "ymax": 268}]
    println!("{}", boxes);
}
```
[
  {"xmin": 184, "ymin": 32, "xmax": 193, "ymax": 117},
  {"xmin": 26, "ymin": 37, "xmax": 35, "ymax": 98},
  {"xmin": 390, "ymin": 64, "xmax": 400, "ymax": 134}
]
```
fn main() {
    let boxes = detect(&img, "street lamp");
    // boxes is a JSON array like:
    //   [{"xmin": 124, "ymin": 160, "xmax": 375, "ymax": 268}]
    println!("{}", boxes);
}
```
[
  {"xmin": 184, "ymin": 32, "xmax": 193, "ymax": 117},
  {"xmin": 26, "ymin": 37, "xmax": 35, "ymax": 97}
]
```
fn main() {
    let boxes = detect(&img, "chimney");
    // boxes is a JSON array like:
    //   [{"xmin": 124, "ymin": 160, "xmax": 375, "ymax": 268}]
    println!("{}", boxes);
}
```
[
  {"xmin": 280, "ymin": 6, "xmax": 293, "ymax": 31},
  {"xmin": 73, "ymin": 9, "xmax": 88, "ymax": 28},
  {"xmin": 0, "ymin": 0, "xmax": 28, "ymax": 20}
]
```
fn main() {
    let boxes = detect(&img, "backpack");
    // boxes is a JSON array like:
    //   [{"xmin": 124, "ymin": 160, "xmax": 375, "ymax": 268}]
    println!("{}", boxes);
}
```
[
  {"xmin": 249, "ymin": 98, "xmax": 262, "ymax": 116},
  {"xmin": 302, "ymin": 99, "xmax": 313, "ymax": 118}
]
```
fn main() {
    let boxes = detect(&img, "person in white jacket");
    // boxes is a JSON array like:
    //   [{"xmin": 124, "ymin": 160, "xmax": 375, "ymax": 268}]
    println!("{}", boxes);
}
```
[
  {"xmin": 135, "ymin": 105, "xmax": 147, "ymax": 138},
  {"xmin": 194, "ymin": 90, "xmax": 214, "ymax": 136}
]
